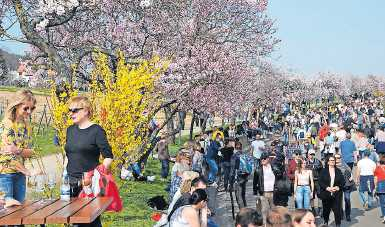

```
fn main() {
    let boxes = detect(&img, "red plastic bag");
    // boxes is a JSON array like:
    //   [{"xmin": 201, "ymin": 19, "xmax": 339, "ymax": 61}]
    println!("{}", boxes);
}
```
[{"xmin": 78, "ymin": 165, "xmax": 123, "ymax": 212}]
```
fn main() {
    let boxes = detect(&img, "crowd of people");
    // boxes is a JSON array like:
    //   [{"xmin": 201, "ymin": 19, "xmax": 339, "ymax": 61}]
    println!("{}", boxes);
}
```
[
  {"xmin": 154, "ymin": 94, "xmax": 385, "ymax": 227},
  {"xmin": 1, "ymin": 88, "xmax": 385, "ymax": 227}
]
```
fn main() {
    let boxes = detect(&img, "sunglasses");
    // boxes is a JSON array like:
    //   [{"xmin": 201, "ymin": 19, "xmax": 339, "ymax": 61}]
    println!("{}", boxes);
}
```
[
  {"xmin": 309, "ymin": 153, "xmax": 315, "ymax": 156},
  {"xmin": 68, "ymin": 108, "xmax": 84, "ymax": 113},
  {"xmin": 23, "ymin": 106, "xmax": 36, "ymax": 112}
]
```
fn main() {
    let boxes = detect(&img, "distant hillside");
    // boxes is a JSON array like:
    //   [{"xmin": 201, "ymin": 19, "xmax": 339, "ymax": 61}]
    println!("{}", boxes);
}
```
[{"xmin": 0, "ymin": 49, "xmax": 22, "ymax": 71}]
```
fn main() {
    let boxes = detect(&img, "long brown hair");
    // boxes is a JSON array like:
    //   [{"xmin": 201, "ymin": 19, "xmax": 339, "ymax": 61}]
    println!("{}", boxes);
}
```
[{"xmin": 296, "ymin": 159, "xmax": 304, "ymax": 174}]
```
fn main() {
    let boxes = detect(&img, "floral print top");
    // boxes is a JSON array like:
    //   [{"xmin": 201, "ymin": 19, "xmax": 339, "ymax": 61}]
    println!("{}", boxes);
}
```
[{"xmin": 0, "ymin": 120, "xmax": 32, "ymax": 174}]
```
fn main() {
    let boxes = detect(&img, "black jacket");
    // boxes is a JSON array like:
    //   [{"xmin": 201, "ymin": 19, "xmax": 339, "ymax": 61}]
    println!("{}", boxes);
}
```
[
  {"xmin": 306, "ymin": 158, "xmax": 323, "ymax": 181},
  {"xmin": 254, "ymin": 163, "xmax": 286, "ymax": 195},
  {"xmin": 318, "ymin": 167, "xmax": 345, "ymax": 200}
]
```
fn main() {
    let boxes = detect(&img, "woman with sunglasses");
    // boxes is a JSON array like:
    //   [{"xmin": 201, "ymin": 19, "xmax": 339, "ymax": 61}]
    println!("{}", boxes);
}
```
[
  {"xmin": 0, "ymin": 89, "xmax": 36, "ymax": 207},
  {"xmin": 318, "ymin": 155, "xmax": 345, "ymax": 227},
  {"xmin": 169, "ymin": 188, "xmax": 208, "ymax": 227},
  {"xmin": 65, "ymin": 96, "xmax": 113, "ymax": 227}
]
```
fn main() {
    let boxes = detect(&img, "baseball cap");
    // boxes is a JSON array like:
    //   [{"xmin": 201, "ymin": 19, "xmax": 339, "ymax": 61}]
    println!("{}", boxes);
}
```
[{"xmin": 308, "ymin": 149, "xmax": 316, "ymax": 155}]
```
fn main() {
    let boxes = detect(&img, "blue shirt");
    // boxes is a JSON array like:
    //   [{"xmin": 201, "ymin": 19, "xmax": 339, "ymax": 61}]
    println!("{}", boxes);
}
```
[{"xmin": 340, "ymin": 139, "xmax": 356, "ymax": 164}]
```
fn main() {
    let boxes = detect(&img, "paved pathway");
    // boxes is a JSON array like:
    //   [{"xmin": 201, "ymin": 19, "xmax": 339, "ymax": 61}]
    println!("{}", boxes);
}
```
[{"xmin": 213, "ymin": 136, "xmax": 385, "ymax": 227}]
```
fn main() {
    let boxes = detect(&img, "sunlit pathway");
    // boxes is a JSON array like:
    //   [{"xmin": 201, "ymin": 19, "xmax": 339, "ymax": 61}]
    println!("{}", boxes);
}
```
[{"xmin": 213, "ymin": 136, "xmax": 385, "ymax": 227}]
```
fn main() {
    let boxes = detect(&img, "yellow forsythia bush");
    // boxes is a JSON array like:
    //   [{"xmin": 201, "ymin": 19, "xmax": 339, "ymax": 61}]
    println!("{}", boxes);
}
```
[{"xmin": 50, "ymin": 52, "xmax": 168, "ymax": 171}]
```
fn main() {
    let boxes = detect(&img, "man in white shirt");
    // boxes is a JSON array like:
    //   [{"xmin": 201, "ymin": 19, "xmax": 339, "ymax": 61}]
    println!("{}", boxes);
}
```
[
  {"xmin": 251, "ymin": 133, "xmax": 266, "ymax": 165},
  {"xmin": 355, "ymin": 150, "xmax": 377, "ymax": 210}
]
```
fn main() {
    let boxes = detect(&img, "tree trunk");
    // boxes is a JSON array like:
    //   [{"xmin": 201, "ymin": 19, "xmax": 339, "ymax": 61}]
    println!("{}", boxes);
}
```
[
  {"xmin": 164, "ymin": 106, "xmax": 176, "ymax": 143},
  {"xmin": 200, "ymin": 114, "xmax": 209, "ymax": 133},
  {"xmin": 189, "ymin": 111, "xmax": 196, "ymax": 140},
  {"xmin": 179, "ymin": 111, "xmax": 186, "ymax": 130}
]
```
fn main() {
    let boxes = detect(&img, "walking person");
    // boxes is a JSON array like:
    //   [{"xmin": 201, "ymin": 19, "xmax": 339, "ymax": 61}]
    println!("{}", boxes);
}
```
[
  {"xmin": 319, "ymin": 156, "xmax": 345, "ymax": 227},
  {"xmin": 155, "ymin": 134, "xmax": 170, "ymax": 181},
  {"xmin": 65, "ymin": 96, "xmax": 114, "ymax": 227},
  {"xmin": 206, "ymin": 133, "xmax": 221, "ymax": 185},
  {"xmin": 335, "ymin": 153, "xmax": 355, "ymax": 222},
  {"xmin": 356, "ymin": 150, "xmax": 376, "ymax": 210},
  {"xmin": 306, "ymin": 149, "xmax": 323, "ymax": 215},
  {"xmin": 0, "ymin": 89, "xmax": 36, "ymax": 208},
  {"xmin": 230, "ymin": 142, "xmax": 253, "ymax": 208},
  {"xmin": 339, "ymin": 133, "xmax": 357, "ymax": 170},
  {"xmin": 254, "ymin": 152, "xmax": 276, "ymax": 212},
  {"xmin": 294, "ymin": 159, "xmax": 314, "ymax": 210},
  {"xmin": 374, "ymin": 155, "xmax": 385, "ymax": 223},
  {"xmin": 219, "ymin": 139, "xmax": 234, "ymax": 192}
]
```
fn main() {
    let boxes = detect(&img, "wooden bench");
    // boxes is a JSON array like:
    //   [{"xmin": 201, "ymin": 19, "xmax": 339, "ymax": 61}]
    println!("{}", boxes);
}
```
[{"xmin": 0, "ymin": 197, "xmax": 112, "ymax": 225}]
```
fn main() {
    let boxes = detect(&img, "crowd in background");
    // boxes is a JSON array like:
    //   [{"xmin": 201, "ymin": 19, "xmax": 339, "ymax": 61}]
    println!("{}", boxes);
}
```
[{"xmin": 152, "ymin": 93, "xmax": 385, "ymax": 227}]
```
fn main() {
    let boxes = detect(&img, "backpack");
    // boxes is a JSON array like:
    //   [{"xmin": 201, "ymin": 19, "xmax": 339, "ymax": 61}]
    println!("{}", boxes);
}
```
[
  {"xmin": 299, "ymin": 131, "xmax": 305, "ymax": 139},
  {"xmin": 239, "ymin": 155, "xmax": 252, "ymax": 174}
]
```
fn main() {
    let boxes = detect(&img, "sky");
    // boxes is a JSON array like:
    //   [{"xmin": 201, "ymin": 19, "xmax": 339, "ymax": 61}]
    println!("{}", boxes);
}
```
[
  {"xmin": 1, "ymin": 0, "xmax": 385, "ymax": 76},
  {"xmin": 267, "ymin": 0, "xmax": 385, "ymax": 76}
]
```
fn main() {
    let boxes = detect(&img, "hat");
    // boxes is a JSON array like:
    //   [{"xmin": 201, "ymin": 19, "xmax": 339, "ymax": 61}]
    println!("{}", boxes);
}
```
[
  {"xmin": 260, "ymin": 152, "xmax": 270, "ymax": 160},
  {"xmin": 308, "ymin": 149, "xmax": 316, "ymax": 155}
]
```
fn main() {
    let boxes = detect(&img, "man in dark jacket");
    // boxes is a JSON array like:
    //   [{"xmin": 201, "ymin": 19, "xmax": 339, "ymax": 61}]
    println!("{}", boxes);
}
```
[
  {"xmin": 254, "ymin": 152, "xmax": 290, "ymax": 212},
  {"xmin": 306, "ymin": 149, "xmax": 323, "ymax": 216}
]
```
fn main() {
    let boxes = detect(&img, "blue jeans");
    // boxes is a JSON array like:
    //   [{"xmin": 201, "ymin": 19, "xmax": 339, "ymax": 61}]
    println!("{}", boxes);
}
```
[
  {"xmin": 379, "ymin": 194, "xmax": 385, "ymax": 217},
  {"xmin": 207, "ymin": 159, "xmax": 218, "ymax": 183},
  {"xmin": 0, "ymin": 172, "xmax": 26, "ymax": 202},
  {"xmin": 295, "ymin": 185, "xmax": 311, "ymax": 209},
  {"xmin": 208, "ymin": 217, "xmax": 219, "ymax": 227},
  {"xmin": 343, "ymin": 191, "xmax": 351, "ymax": 217},
  {"xmin": 160, "ymin": 159, "xmax": 169, "ymax": 178},
  {"xmin": 358, "ymin": 191, "xmax": 374, "ymax": 207}
]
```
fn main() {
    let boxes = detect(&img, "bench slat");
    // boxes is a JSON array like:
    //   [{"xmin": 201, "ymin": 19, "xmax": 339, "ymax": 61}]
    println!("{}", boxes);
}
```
[
  {"xmin": 46, "ymin": 197, "xmax": 94, "ymax": 224},
  {"xmin": 0, "ymin": 200, "xmax": 35, "ymax": 219},
  {"xmin": 23, "ymin": 199, "xmax": 70, "ymax": 224},
  {"xmin": 0, "ymin": 199, "xmax": 56, "ymax": 225},
  {"xmin": 70, "ymin": 197, "xmax": 113, "ymax": 223}
]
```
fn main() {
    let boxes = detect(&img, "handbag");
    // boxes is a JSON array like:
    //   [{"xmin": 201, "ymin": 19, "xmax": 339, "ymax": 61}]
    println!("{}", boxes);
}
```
[
  {"xmin": 275, "ymin": 177, "xmax": 292, "ymax": 196},
  {"xmin": 78, "ymin": 165, "xmax": 123, "ymax": 212}
]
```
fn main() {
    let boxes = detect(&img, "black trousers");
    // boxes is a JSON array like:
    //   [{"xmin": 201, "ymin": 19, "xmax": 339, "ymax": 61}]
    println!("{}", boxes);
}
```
[
  {"xmin": 235, "ymin": 176, "xmax": 248, "ymax": 208},
  {"xmin": 322, "ymin": 196, "xmax": 342, "ymax": 225}
]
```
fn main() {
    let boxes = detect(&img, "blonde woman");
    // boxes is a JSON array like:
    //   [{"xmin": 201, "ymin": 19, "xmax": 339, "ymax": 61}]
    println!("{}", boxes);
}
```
[
  {"xmin": 65, "ymin": 96, "xmax": 113, "ymax": 227},
  {"xmin": 0, "ymin": 89, "xmax": 36, "ymax": 207},
  {"xmin": 169, "ymin": 151, "xmax": 191, "ymax": 201}
]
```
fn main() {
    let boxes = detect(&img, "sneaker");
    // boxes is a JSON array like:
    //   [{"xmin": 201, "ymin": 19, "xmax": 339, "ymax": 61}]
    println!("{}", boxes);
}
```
[
  {"xmin": 209, "ymin": 182, "xmax": 218, "ymax": 187},
  {"xmin": 346, "ymin": 216, "xmax": 351, "ymax": 222},
  {"xmin": 364, "ymin": 202, "xmax": 369, "ymax": 210},
  {"xmin": 382, "ymin": 218, "xmax": 385, "ymax": 224}
]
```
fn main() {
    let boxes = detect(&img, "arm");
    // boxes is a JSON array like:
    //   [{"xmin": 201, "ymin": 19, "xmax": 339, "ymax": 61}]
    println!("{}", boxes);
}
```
[
  {"xmin": 96, "ymin": 127, "xmax": 114, "ymax": 170},
  {"xmin": 310, "ymin": 171, "xmax": 314, "ymax": 193},
  {"xmin": 355, "ymin": 165, "xmax": 361, "ymax": 184},
  {"xmin": 294, "ymin": 172, "xmax": 298, "ymax": 194}
]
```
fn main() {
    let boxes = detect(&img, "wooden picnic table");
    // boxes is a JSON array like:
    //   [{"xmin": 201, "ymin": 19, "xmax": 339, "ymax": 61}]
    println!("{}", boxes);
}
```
[{"xmin": 0, "ymin": 197, "xmax": 112, "ymax": 226}]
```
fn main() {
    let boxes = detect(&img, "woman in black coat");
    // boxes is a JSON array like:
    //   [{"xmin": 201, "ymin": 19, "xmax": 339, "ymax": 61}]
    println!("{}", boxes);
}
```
[{"xmin": 318, "ymin": 155, "xmax": 345, "ymax": 227}]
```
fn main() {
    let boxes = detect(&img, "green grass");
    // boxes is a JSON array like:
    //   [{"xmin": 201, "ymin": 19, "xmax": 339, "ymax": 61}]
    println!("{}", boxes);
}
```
[
  {"xmin": 102, "ymin": 158, "xmax": 170, "ymax": 227},
  {"xmin": 0, "ymin": 86, "xmax": 50, "ymax": 96},
  {"xmin": 101, "ymin": 134, "xmax": 192, "ymax": 226},
  {"xmin": 32, "ymin": 126, "xmax": 61, "ymax": 157}
]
